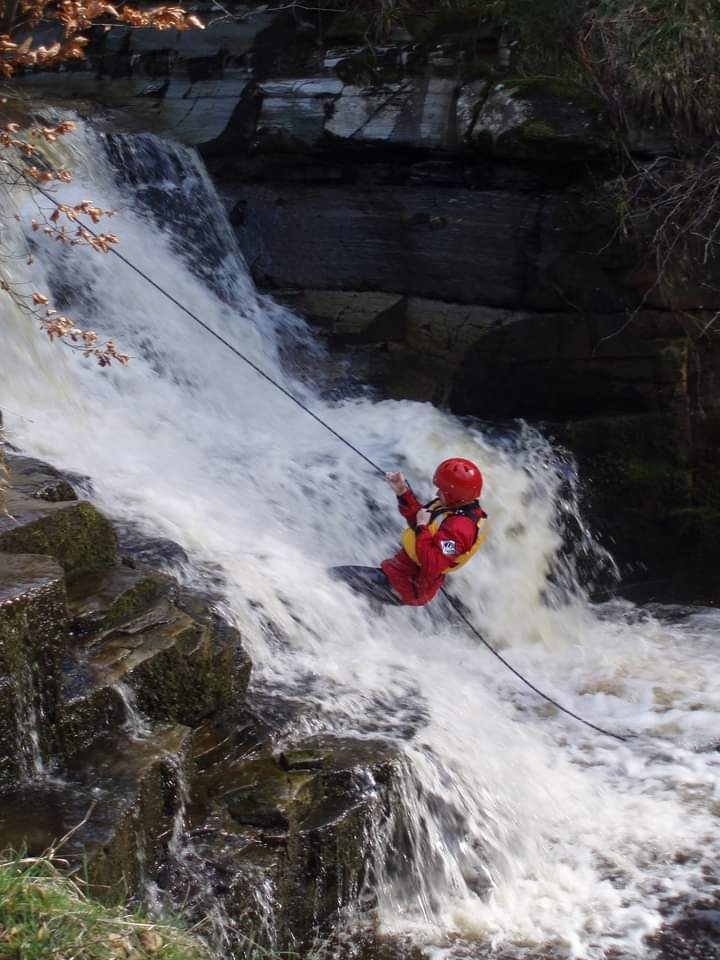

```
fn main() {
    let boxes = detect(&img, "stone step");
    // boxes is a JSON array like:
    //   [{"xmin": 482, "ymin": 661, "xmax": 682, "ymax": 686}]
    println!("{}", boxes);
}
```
[
  {"xmin": 0, "ymin": 553, "xmax": 67, "ymax": 788},
  {"xmin": 0, "ymin": 724, "xmax": 191, "ymax": 900},
  {"xmin": 66, "ymin": 562, "xmax": 176, "ymax": 638},
  {"xmin": 0, "ymin": 493, "xmax": 117, "ymax": 574},
  {"xmin": 60, "ymin": 598, "xmax": 250, "ymax": 757}
]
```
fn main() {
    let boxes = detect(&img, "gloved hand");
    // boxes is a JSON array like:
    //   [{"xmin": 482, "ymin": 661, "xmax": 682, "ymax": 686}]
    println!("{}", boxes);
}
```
[
  {"xmin": 415, "ymin": 508, "xmax": 431, "ymax": 527},
  {"xmin": 386, "ymin": 471, "xmax": 408, "ymax": 496}
]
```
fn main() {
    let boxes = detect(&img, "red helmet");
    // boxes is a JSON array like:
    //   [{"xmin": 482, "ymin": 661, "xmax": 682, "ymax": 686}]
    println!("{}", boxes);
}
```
[{"xmin": 433, "ymin": 458, "xmax": 483, "ymax": 507}]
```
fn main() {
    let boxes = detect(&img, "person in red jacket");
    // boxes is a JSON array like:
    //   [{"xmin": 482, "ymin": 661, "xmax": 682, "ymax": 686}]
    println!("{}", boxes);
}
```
[{"xmin": 330, "ymin": 458, "xmax": 488, "ymax": 607}]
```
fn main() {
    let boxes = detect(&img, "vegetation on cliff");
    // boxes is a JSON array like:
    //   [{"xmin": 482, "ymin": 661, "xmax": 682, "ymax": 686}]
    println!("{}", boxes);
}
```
[
  {"xmin": 329, "ymin": 0, "xmax": 720, "ymax": 140},
  {"xmin": 0, "ymin": 854, "xmax": 210, "ymax": 960},
  {"xmin": 314, "ymin": 0, "xmax": 720, "ymax": 314}
]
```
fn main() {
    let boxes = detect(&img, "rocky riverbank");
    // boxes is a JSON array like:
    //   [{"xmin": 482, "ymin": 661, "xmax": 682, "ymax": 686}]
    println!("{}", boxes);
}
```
[{"xmin": 0, "ymin": 448, "xmax": 401, "ymax": 952}]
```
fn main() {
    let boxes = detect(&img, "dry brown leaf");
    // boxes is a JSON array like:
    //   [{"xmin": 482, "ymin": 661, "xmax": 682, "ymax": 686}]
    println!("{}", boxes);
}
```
[{"xmin": 138, "ymin": 930, "xmax": 164, "ymax": 953}]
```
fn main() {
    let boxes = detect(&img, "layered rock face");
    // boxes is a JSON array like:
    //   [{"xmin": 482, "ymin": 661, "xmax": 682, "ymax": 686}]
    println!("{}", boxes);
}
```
[
  {"xmin": 13, "ymin": 4, "xmax": 720, "ymax": 563},
  {"xmin": 0, "ymin": 452, "xmax": 400, "ymax": 947}
]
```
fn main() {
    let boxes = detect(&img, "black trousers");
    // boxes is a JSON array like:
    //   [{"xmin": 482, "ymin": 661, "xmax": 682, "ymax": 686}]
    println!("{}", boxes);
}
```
[{"xmin": 329, "ymin": 565, "xmax": 402, "ymax": 606}]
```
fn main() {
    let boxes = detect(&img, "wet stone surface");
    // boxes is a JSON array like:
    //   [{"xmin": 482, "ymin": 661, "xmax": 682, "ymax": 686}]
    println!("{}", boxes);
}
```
[
  {"xmin": 0, "ymin": 724, "xmax": 191, "ymax": 900},
  {"xmin": 66, "ymin": 562, "xmax": 177, "ymax": 637},
  {"xmin": 0, "ymin": 451, "xmax": 409, "ymax": 952},
  {"xmin": 0, "ymin": 553, "xmax": 67, "ymax": 787},
  {"xmin": 5, "ymin": 453, "xmax": 78, "ymax": 503},
  {"xmin": 178, "ymin": 732, "xmax": 400, "ymax": 949}
]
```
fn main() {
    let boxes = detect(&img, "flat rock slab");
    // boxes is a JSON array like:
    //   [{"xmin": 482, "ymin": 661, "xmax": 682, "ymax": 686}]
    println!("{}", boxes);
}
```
[
  {"xmin": 60, "ymin": 594, "xmax": 248, "ymax": 755},
  {"xmin": 66, "ymin": 604, "xmax": 199, "ymax": 694},
  {"xmin": 66, "ymin": 563, "xmax": 176, "ymax": 636},
  {"xmin": 0, "ymin": 552, "xmax": 65, "ymax": 610}
]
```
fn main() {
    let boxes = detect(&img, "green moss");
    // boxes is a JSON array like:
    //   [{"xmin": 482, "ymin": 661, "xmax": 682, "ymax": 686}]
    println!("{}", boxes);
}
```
[
  {"xmin": 130, "ymin": 621, "xmax": 241, "ymax": 727},
  {"xmin": 522, "ymin": 119, "xmax": 555, "ymax": 140},
  {"xmin": 0, "ymin": 855, "xmax": 209, "ymax": 960},
  {"xmin": 103, "ymin": 576, "xmax": 167, "ymax": 629},
  {"xmin": 0, "ymin": 502, "xmax": 117, "ymax": 573}
]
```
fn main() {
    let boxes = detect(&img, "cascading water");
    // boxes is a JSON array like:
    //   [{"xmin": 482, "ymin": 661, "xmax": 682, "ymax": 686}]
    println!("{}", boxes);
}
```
[{"xmin": 1, "ymin": 118, "xmax": 719, "ymax": 959}]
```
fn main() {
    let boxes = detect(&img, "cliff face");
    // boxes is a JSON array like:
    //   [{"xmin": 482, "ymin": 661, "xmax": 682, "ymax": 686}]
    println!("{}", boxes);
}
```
[{"xmin": 12, "ymin": 4, "xmax": 720, "ymax": 566}]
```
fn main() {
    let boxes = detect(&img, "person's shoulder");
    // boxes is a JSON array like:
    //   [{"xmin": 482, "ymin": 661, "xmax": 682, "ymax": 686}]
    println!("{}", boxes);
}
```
[{"xmin": 440, "ymin": 512, "xmax": 477, "ymax": 543}]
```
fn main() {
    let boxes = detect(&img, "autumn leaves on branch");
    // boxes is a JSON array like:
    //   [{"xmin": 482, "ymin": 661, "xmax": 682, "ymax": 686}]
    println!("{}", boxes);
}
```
[
  {"xmin": 0, "ymin": 0, "xmax": 204, "ymax": 366},
  {"xmin": 0, "ymin": 0, "xmax": 203, "ymax": 78}
]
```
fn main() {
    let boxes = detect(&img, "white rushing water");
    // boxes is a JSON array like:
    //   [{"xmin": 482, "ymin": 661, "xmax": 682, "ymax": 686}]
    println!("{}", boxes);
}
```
[{"xmin": 1, "ymin": 120, "xmax": 719, "ymax": 959}]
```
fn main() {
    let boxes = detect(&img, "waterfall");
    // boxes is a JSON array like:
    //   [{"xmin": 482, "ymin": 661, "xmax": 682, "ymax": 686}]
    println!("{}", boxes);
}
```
[{"xmin": 1, "ymin": 119, "xmax": 719, "ymax": 959}]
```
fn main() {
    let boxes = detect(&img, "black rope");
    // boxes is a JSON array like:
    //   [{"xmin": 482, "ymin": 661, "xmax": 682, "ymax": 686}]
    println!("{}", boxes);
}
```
[
  {"xmin": 109, "ymin": 247, "xmax": 387, "ymax": 477},
  {"xmin": 441, "ymin": 588, "xmax": 629, "ymax": 742},
  {"xmin": 4, "ymin": 160, "xmax": 387, "ymax": 479},
  {"xmin": 16, "ymin": 164, "xmax": 630, "ymax": 744}
]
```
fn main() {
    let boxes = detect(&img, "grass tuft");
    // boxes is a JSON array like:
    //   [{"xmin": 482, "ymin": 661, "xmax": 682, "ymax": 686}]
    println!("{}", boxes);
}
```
[{"xmin": 0, "ymin": 853, "xmax": 210, "ymax": 960}]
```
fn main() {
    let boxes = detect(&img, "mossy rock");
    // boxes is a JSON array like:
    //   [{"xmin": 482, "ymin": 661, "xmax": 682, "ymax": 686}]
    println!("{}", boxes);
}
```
[
  {"xmin": 0, "ymin": 500, "xmax": 117, "ymax": 574},
  {"xmin": 65, "ymin": 563, "xmax": 176, "ymax": 635},
  {"xmin": 194, "ymin": 737, "xmax": 400, "ymax": 948},
  {"xmin": 522, "ymin": 119, "xmax": 555, "ymax": 140},
  {"xmin": 128, "ymin": 609, "xmax": 248, "ymax": 728}
]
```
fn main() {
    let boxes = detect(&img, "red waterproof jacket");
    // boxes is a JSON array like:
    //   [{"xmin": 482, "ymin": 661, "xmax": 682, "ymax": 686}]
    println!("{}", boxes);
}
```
[{"xmin": 381, "ymin": 490, "xmax": 485, "ymax": 606}]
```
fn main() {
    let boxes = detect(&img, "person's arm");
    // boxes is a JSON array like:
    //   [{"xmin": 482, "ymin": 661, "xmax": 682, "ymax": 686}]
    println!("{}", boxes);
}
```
[{"xmin": 386, "ymin": 471, "xmax": 424, "ymax": 525}]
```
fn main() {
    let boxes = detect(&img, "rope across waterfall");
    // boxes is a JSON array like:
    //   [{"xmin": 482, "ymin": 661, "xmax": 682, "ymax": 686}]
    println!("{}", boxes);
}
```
[{"xmin": 18, "ymin": 166, "xmax": 630, "ymax": 744}]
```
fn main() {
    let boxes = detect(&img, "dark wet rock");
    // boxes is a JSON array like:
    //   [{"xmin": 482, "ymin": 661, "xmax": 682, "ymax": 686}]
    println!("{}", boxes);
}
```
[
  {"xmin": 60, "ymin": 592, "xmax": 248, "ymax": 756},
  {"xmin": 450, "ymin": 310, "xmax": 690, "ymax": 420},
  {"xmin": 0, "ymin": 553, "xmax": 67, "ymax": 787},
  {"xmin": 232, "ymin": 183, "xmax": 542, "ymax": 308},
  {"xmin": 66, "ymin": 563, "xmax": 177, "ymax": 636},
  {"xmin": 316, "ymin": 929, "xmax": 427, "ymax": 960},
  {"xmin": 189, "ymin": 736, "xmax": 400, "ymax": 948},
  {"xmin": 0, "ymin": 725, "xmax": 191, "ymax": 900},
  {"xmin": 191, "ymin": 710, "xmax": 270, "ymax": 777},
  {"xmin": 649, "ymin": 908, "xmax": 720, "ymax": 960},
  {"xmin": 5, "ymin": 453, "xmax": 78, "ymax": 503},
  {"xmin": 114, "ymin": 519, "xmax": 189, "ymax": 568}
]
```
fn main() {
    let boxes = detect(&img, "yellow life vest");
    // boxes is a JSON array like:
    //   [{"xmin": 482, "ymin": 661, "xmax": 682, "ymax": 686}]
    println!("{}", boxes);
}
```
[{"xmin": 400, "ymin": 499, "xmax": 488, "ymax": 574}]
